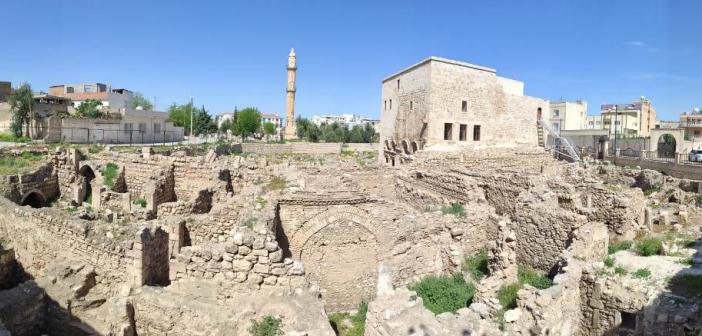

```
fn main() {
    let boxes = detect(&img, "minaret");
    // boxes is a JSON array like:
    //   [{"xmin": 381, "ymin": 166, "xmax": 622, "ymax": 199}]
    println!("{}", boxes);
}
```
[{"xmin": 284, "ymin": 48, "xmax": 298, "ymax": 139}]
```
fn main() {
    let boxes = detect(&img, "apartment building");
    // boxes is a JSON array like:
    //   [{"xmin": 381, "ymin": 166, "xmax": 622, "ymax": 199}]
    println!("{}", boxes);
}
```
[
  {"xmin": 49, "ymin": 83, "xmax": 133, "ymax": 111},
  {"xmin": 600, "ymin": 97, "xmax": 656, "ymax": 137},
  {"xmin": 548, "ymin": 100, "xmax": 587, "ymax": 133}
]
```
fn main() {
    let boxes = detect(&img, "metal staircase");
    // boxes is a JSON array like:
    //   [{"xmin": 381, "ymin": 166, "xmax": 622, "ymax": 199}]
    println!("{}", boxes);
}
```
[{"xmin": 537, "ymin": 119, "xmax": 581, "ymax": 161}]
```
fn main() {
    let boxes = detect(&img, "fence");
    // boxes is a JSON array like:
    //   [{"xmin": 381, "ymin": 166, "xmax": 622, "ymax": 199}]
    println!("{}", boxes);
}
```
[
  {"xmin": 0, "ymin": 126, "xmax": 213, "ymax": 146},
  {"xmin": 607, "ymin": 148, "xmax": 702, "ymax": 167}
]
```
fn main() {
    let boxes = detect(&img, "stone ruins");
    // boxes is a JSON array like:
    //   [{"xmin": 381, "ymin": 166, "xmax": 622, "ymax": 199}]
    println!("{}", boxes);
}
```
[
  {"xmin": 0, "ymin": 57, "xmax": 701, "ymax": 336},
  {"xmin": 0, "ymin": 142, "xmax": 700, "ymax": 335}
]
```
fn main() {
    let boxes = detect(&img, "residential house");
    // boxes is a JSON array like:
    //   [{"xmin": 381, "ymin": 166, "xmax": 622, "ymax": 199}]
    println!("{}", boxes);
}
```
[
  {"xmin": 548, "ymin": 100, "xmax": 587, "ymax": 133},
  {"xmin": 600, "ymin": 97, "xmax": 656, "ymax": 137}
]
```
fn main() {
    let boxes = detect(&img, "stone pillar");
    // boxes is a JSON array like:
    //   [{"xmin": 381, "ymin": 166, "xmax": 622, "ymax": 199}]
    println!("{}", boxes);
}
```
[
  {"xmin": 134, "ymin": 225, "xmax": 170, "ymax": 287},
  {"xmin": 284, "ymin": 48, "xmax": 298, "ymax": 140},
  {"xmin": 675, "ymin": 152, "xmax": 681, "ymax": 165},
  {"xmin": 615, "ymin": 148, "xmax": 621, "ymax": 157},
  {"xmin": 142, "ymin": 147, "xmax": 153, "ymax": 159}
]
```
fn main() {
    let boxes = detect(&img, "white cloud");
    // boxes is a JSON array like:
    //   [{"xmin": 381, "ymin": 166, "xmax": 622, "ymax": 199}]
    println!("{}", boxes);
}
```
[{"xmin": 626, "ymin": 41, "xmax": 648, "ymax": 47}]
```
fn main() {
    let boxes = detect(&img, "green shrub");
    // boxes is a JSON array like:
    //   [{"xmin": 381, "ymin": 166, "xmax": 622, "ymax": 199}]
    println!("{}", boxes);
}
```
[
  {"xmin": 102, "ymin": 163, "xmax": 119, "ymax": 189},
  {"xmin": 497, "ymin": 283, "xmax": 520, "ymax": 310},
  {"xmin": 462, "ymin": 249, "xmax": 489, "ymax": 280},
  {"xmin": 517, "ymin": 266, "xmax": 553, "ymax": 289},
  {"xmin": 441, "ymin": 203, "xmax": 465, "ymax": 217},
  {"xmin": 634, "ymin": 237, "xmax": 663, "ymax": 256},
  {"xmin": 632, "ymin": 268, "xmax": 651, "ymax": 279},
  {"xmin": 614, "ymin": 266, "xmax": 627, "ymax": 276},
  {"xmin": 328, "ymin": 301, "xmax": 367, "ymax": 336},
  {"xmin": 410, "ymin": 273, "xmax": 475, "ymax": 314},
  {"xmin": 248, "ymin": 315, "xmax": 282, "ymax": 336},
  {"xmin": 133, "ymin": 198, "xmax": 147, "ymax": 208},
  {"xmin": 696, "ymin": 194, "xmax": 702, "ymax": 204},
  {"xmin": 604, "ymin": 256, "xmax": 615, "ymax": 268},
  {"xmin": 608, "ymin": 241, "xmax": 632, "ymax": 254}
]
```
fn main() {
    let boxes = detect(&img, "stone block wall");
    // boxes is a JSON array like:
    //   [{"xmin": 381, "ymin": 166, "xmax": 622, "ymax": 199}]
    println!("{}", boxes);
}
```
[
  {"xmin": 0, "ymin": 197, "xmax": 141, "ymax": 287},
  {"xmin": 0, "ymin": 163, "xmax": 59, "ymax": 205},
  {"xmin": 0, "ymin": 248, "xmax": 18, "ymax": 290},
  {"xmin": 136, "ymin": 225, "xmax": 170, "ymax": 286},
  {"xmin": 169, "ymin": 228, "xmax": 305, "ymax": 292},
  {"xmin": 143, "ymin": 164, "xmax": 176, "ymax": 214}
]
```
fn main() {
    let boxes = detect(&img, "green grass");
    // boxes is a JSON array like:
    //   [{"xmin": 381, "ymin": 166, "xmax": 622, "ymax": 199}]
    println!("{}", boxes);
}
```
[
  {"xmin": 0, "ymin": 151, "xmax": 44, "ymax": 175},
  {"xmin": 632, "ymin": 268, "xmax": 651, "ymax": 279},
  {"xmin": 410, "ymin": 273, "xmax": 475, "ymax": 314},
  {"xmin": 248, "ymin": 315, "xmax": 282, "ymax": 336},
  {"xmin": 518, "ymin": 266, "xmax": 553, "ymax": 289},
  {"xmin": 608, "ymin": 241, "xmax": 632, "ymax": 254},
  {"xmin": 102, "ymin": 163, "xmax": 119, "ymax": 189},
  {"xmin": 643, "ymin": 183, "xmax": 662, "ymax": 196},
  {"xmin": 696, "ymin": 194, "xmax": 702, "ymax": 204},
  {"xmin": 604, "ymin": 256, "xmax": 615, "ymax": 268},
  {"xmin": 634, "ymin": 237, "xmax": 663, "ymax": 256},
  {"xmin": 328, "ymin": 301, "xmax": 367, "ymax": 336},
  {"xmin": 133, "ymin": 198, "xmax": 147, "ymax": 208},
  {"xmin": 614, "ymin": 266, "xmax": 628, "ymax": 276},
  {"xmin": 441, "ymin": 203, "xmax": 466, "ymax": 217},
  {"xmin": 266, "ymin": 176, "xmax": 287, "ymax": 191},
  {"xmin": 676, "ymin": 258, "xmax": 694, "ymax": 266},
  {"xmin": 0, "ymin": 132, "xmax": 30, "ymax": 143},
  {"xmin": 497, "ymin": 283, "xmax": 520, "ymax": 310},
  {"xmin": 462, "ymin": 249, "xmax": 489, "ymax": 280},
  {"xmin": 669, "ymin": 274, "xmax": 702, "ymax": 298}
]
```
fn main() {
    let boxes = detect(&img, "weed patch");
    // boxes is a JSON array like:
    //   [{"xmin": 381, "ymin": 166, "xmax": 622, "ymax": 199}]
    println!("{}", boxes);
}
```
[
  {"xmin": 608, "ymin": 241, "xmax": 632, "ymax": 254},
  {"xmin": 248, "ymin": 315, "xmax": 282, "ymax": 336},
  {"xmin": 462, "ymin": 249, "xmax": 489, "ymax": 280},
  {"xmin": 634, "ymin": 237, "xmax": 663, "ymax": 256},
  {"xmin": 410, "ymin": 273, "xmax": 475, "ymax": 314},
  {"xmin": 102, "ymin": 163, "xmax": 119, "ymax": 189},
  {"xmin": 441, "ymin": 203, "xmax": 465, "ymax": 217},
  {"xmin": 632, "ymin": 268, "xmax": 651, "ymax": 279},
  {"xmin": 328, "ymin": 301, "xmax": 367, "ymax": 336}
]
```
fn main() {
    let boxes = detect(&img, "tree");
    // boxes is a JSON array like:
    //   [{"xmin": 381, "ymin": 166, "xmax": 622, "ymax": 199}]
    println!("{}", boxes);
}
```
[
  {"xmin": 167, "ymin": 102, "xmax": 194, "ymax": 135},
  {"xmin": 8, "ymin": 83, "xmax": 33, "ymax": 137},
  {"xmin": 192, "ymin": 105, "xmax": 217, "ymax": 136},
  {"xmin": 132, "ymin": 92, "xmax": 153, "ymax": 111},
  {"xmin": 75, "ymin": 99, "xmax": 104, "ymax": 118},
  {"xmin": 234, "ymin": 107, "xmax": 261, "ymax": 139},
  {"xmin": 263, "ymin": 122, "xmax": 276, "ymax": 136},
  {"xmin": 219, "ymin": 118, "xmax": 233, "ymax": 133}
]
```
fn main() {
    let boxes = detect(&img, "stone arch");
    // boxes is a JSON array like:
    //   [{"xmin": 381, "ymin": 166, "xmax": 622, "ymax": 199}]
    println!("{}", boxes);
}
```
[
  {"xmin": 411, "ymin": 141, "xmax": 419, "ymax": 153},
  {"xmin": 656, "ymin": 133, "xmax": 677, "ymax": 158},
  {"xmin": 21, "ymin": 190, "xmax": 46, "ymax": 208},
  {"xmin": 650, "ymin": 128, "xmax": 685, "ymax": 154},
  {"xmin": 291, "ymin": 207, "xmax": 383, "ymax": 310},
  {"xmin": 401, "ymin": 140, "xmax": 410, "ymax": 154},
  {"xmin": 78, "ymin": 164, "xmax": 97, "ymax": 203},
  {"xmin": 390, "ymin": 139, "xmax": 397, "ymax": 152},
  {"xmin": 384, "ymin": 139, "xmax": 391, "ymax": 150}
]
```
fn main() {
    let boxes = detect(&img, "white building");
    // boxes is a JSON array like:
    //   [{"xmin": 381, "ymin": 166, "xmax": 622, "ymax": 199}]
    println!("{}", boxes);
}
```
[
  {"xmin": 311, "ymin": 114, "xmax": 379, "ymax": 131},
  {"xmin": 548, "ymin": 100, "xmax": 587, "ymax": 133},
  {"xmin": 49, "ymin": 83, "xmax": 134, "ymax": 111},
  {"xmin": 261, "ymin": 113, "xmax": 283, "ymax": 129}
]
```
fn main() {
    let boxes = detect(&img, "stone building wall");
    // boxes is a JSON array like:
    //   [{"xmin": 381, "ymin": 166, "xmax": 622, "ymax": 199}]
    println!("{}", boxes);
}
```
[
  {"xmin": 0, "ymin": 197, "xmax": 139, "ymax": 286},
  {"xmin": 277, "ymin": 194, "xmax": 495, "ymax": 310},
  {"xmin": 0, "ymin": 248, "xmax": 18, "ymax": 290},
  {"xmin": 0, "ymin": 163, "xmax": 59, "ymax": 205}
]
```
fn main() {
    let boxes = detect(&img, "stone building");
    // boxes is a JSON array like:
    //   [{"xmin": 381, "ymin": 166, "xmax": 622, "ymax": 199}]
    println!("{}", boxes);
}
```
[{"xmin": 379, "ymin": 56, "xmax": 548, "ymax": 165}]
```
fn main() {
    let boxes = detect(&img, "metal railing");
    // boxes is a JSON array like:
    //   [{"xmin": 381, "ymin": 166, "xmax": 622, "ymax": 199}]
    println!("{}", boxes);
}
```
[
  {"xmin": 0, "ymin": 126, "xmax": 219, "ymax": 146},
  {"xmin": 538, "ymin": 119, "xmax": 581, "ymax": 161}
]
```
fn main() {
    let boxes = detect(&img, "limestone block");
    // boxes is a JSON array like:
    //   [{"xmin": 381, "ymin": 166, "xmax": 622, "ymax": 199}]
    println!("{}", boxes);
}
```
[{"xmin": 232, "ymin": 260, "xmax": 253, "ymax": 272}]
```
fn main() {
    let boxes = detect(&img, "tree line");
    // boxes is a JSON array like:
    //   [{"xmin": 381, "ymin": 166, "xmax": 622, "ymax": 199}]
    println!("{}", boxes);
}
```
[
  {"xmin": 218, "ymin": 107, "xmax": 277, "ymax": 139},
  {"xmin": 295, "ymin": 117, "xmax": 378, "ymax": 143}
]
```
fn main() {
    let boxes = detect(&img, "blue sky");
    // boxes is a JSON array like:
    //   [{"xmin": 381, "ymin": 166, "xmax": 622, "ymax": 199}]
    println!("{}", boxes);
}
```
[{"xmin": 1, "ymin": 1, "xmax": 699, "ymax": 120}]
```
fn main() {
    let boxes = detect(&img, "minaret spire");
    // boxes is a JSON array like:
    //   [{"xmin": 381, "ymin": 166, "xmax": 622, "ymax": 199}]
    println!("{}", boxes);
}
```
[{"xmin": 284, "ymin": 48, "xmax": 298, "ymax": 139}]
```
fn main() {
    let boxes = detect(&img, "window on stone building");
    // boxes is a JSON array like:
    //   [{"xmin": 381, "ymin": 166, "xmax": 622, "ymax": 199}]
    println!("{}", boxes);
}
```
[
  {"xmin": 66, "ymin": 86, "xmax": 74, "ymax": 94},
  {"xmin": 473, "ymin": 125, "xmax": 481, "ymax": 141},
  {"xmin": 443, "ymin": 123, "xmax": 453, "ymax": 140},
  {"xmin": 410, "ymin": 101, "xmax": 413, "ymax": 110},
  {"xmin": 462, "ymin": 101, "xmax": 467, "ymax": 112},
  {"xmin": 384, "ymin": 100, "xmax": 387, "ymax": 111},
  {"xmin": 459, "ymin": 124, "xmax": 467, "ymax": 141},
  {"xmin": 397, "ymin": 79, "xmax": 400, "ymax": 89},
  {"xmin": 390, "ymin": 99, "xmax": 392, "ymax": 110}
]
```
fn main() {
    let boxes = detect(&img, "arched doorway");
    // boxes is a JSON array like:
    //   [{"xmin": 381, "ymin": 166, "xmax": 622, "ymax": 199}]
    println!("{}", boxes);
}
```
[
  {"xmin": 657, "ymin": 134, "xmax": 676, "ymax": 159},
  {"xmin": 300, "ymin": 218, "xmax": 379, "ymax": 311},
  {"xmin": 79, "ymin": 165, "xmax": 96, "ymax": 203},
  {"xmin": 411, "ymin": 141, "xmax": 419, "ymax": 153},
  {"xmin": 21, "ymin": 191, "xmax": 46, "ymax": 208},
  {"xmin": 401, "ymin": 140, "xmax": 410, "ymax": 154}
]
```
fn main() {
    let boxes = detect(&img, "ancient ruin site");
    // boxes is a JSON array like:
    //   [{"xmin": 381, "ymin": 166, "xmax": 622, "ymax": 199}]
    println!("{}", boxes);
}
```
[
  {"xmin": 1, "ymin": 3, "xmax": 700, "ymax": 334},
  {"xmin": 0, "ymin": 132, "xmax": 701, "ymax": 336}
]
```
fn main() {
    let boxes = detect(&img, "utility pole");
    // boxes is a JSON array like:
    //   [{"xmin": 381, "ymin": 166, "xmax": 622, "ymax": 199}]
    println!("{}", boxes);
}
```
[
  {"xmin": 190, "ymin": 96, "xmax": 194, "ymax": 144},
  {"xmin": 613, "ymin": 104, "xmax": 618, "ymax": 153}
]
